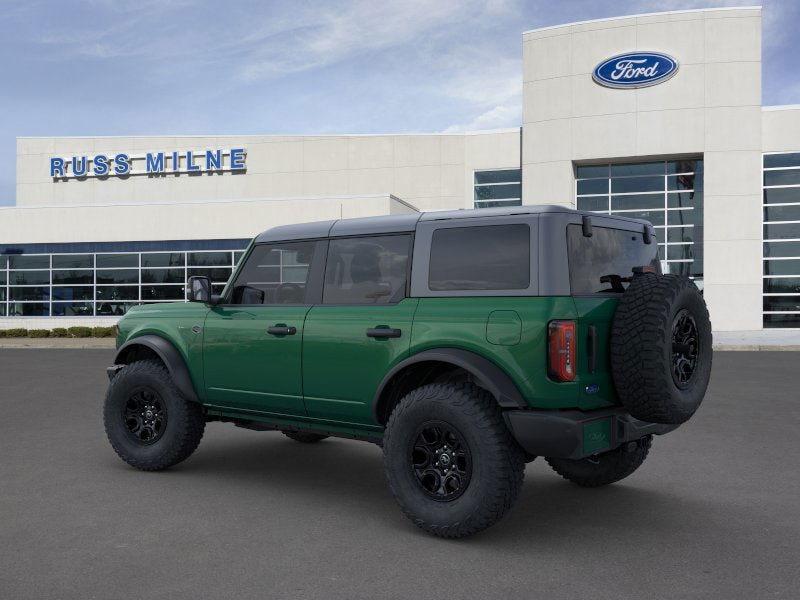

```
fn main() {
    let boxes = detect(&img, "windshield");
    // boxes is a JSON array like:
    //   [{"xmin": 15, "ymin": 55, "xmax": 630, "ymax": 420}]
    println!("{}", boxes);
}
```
[{"xmin": 567, "ymin": 224, "xmax": 659, "ymax": 294}]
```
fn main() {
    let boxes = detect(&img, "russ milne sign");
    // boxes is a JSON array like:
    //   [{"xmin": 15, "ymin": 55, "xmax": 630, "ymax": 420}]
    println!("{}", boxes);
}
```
[
  {"xmin": 592, "ymin": 52, "xmax": 678, "ymax": 89},
  {"xmin": 50, "ymin": 148, "xmax": 246, "ymax": 179}
]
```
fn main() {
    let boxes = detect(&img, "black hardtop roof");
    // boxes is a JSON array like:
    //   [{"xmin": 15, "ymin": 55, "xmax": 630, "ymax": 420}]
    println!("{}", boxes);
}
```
[{"xmin": 253, "ymin": 204, "xmax": 650, "ymax": 243}]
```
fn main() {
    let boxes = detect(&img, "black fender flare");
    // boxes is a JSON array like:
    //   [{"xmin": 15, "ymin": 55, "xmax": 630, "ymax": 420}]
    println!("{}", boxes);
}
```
[
  {"xmin": 114, "ymin": 335, "xmax": 199, "ymax": 403},
  {"xmin": 372, "ymin": 348, "xmax": 526, "ymax": 421}
]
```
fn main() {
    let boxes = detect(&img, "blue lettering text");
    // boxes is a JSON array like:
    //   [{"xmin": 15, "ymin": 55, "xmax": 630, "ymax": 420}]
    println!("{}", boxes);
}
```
[
  {"xmin": 186, "ymin": 151, "xmax": 200, "ymax": 172},
  {"xmin": 93, "ymin": 154, "xmax": 109, "ymax": 176},
  {"xmin": 230, "ymin": 148, "xmax": 246, "ymax": 170},
  {"xmin": 146, "ymin": 152, "xmax": 165, "ymax": 173},
  {"xmin": 72, "ymin": 156, "xmax": 88, "ymax": 177},
  {"xmin": 114, "ymin": 153, "xmax": 130, "ymax": 175},
  {"xmin": 50, "ymin": 158, "xmax": 65, "ymax": 177},
  {"xmin": 205, "ymin": 149, "xmax": 222, "ymax": 170}
]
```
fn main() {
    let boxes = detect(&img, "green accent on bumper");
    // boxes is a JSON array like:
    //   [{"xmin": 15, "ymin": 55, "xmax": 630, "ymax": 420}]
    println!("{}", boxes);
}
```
[{"xmin": 583, "ymin": 417, "xmax": 612, "ymax": 455}]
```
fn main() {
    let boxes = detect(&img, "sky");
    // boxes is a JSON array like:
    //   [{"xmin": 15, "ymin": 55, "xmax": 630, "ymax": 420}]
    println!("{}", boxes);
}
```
[{"xmin": 1, "ymin": 0, "xmax": 799, "ymax": 206}]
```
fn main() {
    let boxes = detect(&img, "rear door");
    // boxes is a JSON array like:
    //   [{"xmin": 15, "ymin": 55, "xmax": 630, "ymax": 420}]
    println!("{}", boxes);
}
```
[
  {"xmin": 302, "ymin": 234, "xmax": 416, "ymax": 425},
  {"xmin": 202, "ymin": 240, "xmax": 324, "ymax": 416},
  {"xmin": 566, "ymin": 223, "xmax": 659, "ymax": 408}
]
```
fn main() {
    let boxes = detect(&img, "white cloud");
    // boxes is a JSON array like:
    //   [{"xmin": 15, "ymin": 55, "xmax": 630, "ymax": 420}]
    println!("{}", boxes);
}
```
[
  {"xmin": 236, "ymin": 0, "xmax": 475, "ymax": 81},
  {"xmin": 442, "ymin": 101, "xmax": 521, "ymax": 132}
]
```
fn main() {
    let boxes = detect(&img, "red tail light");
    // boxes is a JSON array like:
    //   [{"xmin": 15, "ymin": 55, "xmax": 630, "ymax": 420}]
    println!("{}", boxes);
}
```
[{"xmin": 548, "ymin": 320, "xmax": 576, "ymax": 382}]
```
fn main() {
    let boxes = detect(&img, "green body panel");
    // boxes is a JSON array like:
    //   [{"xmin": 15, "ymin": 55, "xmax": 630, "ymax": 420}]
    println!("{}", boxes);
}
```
[
  {"xmin": 410, "ymin": 297, "xmax": 613, "ymax": 411},
  {"xmin": 115, "ymin": 302, "xmax": 210, "ymax": 398},
  {"xmin": 202, "ymin": 305, "xmax": 311, "ymax": 416},
  {"xmin": 486, "ymin": 310, "xmax": 522, "ymax": 345},
  {"xmin": 113, "ymin": 292, "xmax": 621, "ymax": 437},
  {"xmin": 582, "ymin": 417, "xmax": 613, "ymax": 455},
  {"xmin": 301, "ymin": 298, "xmax": 419, "ymax": 426},
  {"xmin": 572, "ymin": 297, "xmax": 620, "ymax": 409}
]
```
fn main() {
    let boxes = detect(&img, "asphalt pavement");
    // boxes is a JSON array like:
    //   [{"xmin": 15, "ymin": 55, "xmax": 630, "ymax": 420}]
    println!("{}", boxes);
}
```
[{"xmin": 1, "ymin": 349, "xmax": 798, "ymax": 599}]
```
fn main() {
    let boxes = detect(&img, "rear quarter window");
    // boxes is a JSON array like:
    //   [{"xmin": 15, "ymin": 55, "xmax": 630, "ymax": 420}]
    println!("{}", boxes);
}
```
[
  {"xmin": 567, "ymin": 224, "xmax": 658, "ymax": 294},
  {"xmin": 428, "ymin": 224, "xmax": 530, "ymax": 291}
]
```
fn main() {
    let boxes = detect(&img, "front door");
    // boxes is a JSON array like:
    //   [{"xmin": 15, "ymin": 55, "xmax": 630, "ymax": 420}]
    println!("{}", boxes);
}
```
[
  {"xmin": 302, "ymin": 234, "xmax": 416, "ymax": 425},
  {"xmin": 203, "ymin": 239, "xmax": 322, "ymax": 416}
]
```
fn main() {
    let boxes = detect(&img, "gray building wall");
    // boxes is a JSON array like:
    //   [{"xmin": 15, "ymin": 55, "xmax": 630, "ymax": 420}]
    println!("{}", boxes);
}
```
[{"xmin": 16, "ymin": 131, "xmax": 521, "ymax": 213}]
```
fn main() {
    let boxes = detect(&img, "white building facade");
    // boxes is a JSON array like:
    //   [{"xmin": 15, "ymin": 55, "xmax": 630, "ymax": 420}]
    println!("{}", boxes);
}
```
[{"xmin": 2, "ymin": 6, "xmax": 798, "ymax": 332}]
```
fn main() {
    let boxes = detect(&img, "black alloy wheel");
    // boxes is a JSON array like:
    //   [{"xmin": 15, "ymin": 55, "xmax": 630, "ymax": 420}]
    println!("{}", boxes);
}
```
[
  {"xmin": 671, "ymin": 309, "xmax": 699, "ymax": 388},
  {"xmin": 123, "ymin": 387, "xmax": 167, "ymax": 445},
  {"xmin": 411, "ymin": 421, "xmax": 472, "ymax": 501}
]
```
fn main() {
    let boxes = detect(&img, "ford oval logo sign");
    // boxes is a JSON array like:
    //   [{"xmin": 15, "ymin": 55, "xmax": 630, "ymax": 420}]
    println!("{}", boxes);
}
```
[{"xmin": 592, "ymin": 52, "xmax": 678, "ymax": 89}]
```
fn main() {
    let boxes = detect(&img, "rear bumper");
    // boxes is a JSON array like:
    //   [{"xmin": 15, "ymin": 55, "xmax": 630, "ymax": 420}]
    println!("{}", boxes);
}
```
[{"xmin": 503, "ymin": 407, "xmax": 679, "ymax": 460}]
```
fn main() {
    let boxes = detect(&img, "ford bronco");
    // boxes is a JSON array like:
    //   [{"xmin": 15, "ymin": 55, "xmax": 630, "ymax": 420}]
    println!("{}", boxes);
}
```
[{"xmin": 104, "ymin": 205, "xmax": 712, "ymax": 538}]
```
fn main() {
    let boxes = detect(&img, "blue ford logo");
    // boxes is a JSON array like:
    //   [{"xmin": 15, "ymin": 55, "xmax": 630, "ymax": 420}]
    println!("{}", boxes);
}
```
[{"xmin": 592, "ymin": 52, "xmax": 678, "ymax": 89}]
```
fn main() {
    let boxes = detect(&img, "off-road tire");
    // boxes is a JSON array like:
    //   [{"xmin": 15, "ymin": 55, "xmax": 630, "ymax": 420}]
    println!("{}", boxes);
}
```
[
  {"xmin": 546, "ymin": 435, "xmax": 652, "ymax": 487},
  {"xmin": 104, "ymin": 359, "xmax": 205, "ymax": 471},
  {"xmin": 383, "ymin": 380, "xmax": 525, "ymax": 538},
  {"xmin": 611, "ymin": 273, "xmax": 712, "ymax": 424},
  {"xmin": 282, "ymin": 430, "xmax": 329, "ymax": 443}
]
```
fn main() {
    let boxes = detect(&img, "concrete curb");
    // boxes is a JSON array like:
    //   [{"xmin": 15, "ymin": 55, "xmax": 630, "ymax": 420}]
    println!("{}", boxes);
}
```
[
  {"xmin": 0, "ymin": 338, "xmax": 116, "ymax": 349},
  {"xmin": 713, "ymin": 344, "xmax": 800, "ymax": 351}
]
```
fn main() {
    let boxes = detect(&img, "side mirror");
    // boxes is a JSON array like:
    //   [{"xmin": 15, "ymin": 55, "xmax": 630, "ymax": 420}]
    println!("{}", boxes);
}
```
[{"xmin": 188, "ymin": 276, "xmax": 212, "ymax": 303}]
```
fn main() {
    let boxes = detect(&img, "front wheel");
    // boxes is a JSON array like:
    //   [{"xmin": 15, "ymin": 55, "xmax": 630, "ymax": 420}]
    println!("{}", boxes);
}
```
[
  {"xmin": 383, "ymin": 381, "xmax": 525, "ymax": 538},
  {"xmin": 545, "ymin": 435, "xmax": 652, "ymax": 487},
  {"xmin": 103, "ymin": 359, "xmax": 205, "ymax": 471}
]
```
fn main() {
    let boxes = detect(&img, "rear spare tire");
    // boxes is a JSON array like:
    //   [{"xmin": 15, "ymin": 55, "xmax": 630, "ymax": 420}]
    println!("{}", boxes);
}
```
[{"xmin": 610, "ymin": 273, "xmax": 712, "ymax": 425}]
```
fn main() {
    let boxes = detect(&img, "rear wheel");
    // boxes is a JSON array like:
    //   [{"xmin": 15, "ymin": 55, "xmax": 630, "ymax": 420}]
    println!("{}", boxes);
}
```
[
  {"xmin": 282, "ymin": 430, "xmax": 328, "ymax": 443},
  {"xmin": 383, "ymin": 381, "xmax": 525, "ymax": 538},
  {"xmin": 103, "ymin": 359, "xmax": 205, "ymax": 471},
  {"xmin": 546, "ymin": 435, "xmax": 652, "ymax": 487}
]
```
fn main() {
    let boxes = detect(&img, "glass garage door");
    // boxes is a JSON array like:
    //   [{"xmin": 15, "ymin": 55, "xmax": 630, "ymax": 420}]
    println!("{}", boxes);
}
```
[
  {"xmin": 575, "ymin": 159, "xmax": 703, "ymax": 285},
  {"xmin": 763, "ymin": 153, "xmax": 800, "ymax": 328},
  {"xmin": 0, "ymin": 247, "xmax": 246, "ymax": 318}
]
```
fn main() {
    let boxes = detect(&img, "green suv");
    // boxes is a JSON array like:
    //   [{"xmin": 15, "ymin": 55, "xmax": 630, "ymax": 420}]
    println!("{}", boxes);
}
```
[{"xmin": 104, "ymin": 205, "xmax": 712, "ymax": 538}]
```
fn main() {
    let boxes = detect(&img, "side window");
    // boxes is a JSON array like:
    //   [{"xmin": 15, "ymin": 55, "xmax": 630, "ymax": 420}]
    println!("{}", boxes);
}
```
[
  {"xmin": 230, "ymin": 241, "xmax": 316, "ymax": 305},
  {"xmin": 323, "ymin": 235, "xmax": 411, "ymax": 304},
  {"xmin": 428, "ymin": 224, "xmax": 530, "ymax": 291}
]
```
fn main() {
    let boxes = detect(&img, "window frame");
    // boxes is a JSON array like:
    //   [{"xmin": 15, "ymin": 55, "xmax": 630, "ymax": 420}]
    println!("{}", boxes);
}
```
[
  {"xmin": 473, "ymin": 168, "xmax": 523, "ymax": 209},
  {"xmin": 575, "ymin": 158, "xmax": 703, "ymax": 282},
  {"xmin": 428, "ymin": 224, "xmax": 531, "ymax": 292},
  {"xmin": 0, "ymin": 246, "xmax": 245, "ymax": 318},
  {"xmin": 411, "ymin": 215, "xmax": 539, "ymax": 298},
  {"xmin": 763, "ymin": 151, "xmax": 800, "ymax": 328},
  {"xmin": 320, "ymin": 233, "xmax": 413, "ymax": 306},
  {"xmin": 220, "ymin": 239, "xmax": 327, "ymax": 307},
  {"xmin": 566, "ymin": 223, "xmax": 660, "ymax": 297}
]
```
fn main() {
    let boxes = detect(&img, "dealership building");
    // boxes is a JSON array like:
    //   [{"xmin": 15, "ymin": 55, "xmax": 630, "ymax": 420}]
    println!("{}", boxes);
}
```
[{"xmin": 2, "ymin": 5, "xmax": 799, "ymax": 332}]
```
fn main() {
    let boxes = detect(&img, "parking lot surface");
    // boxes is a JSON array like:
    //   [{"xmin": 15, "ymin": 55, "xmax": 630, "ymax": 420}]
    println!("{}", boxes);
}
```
[{"xmin": 1, "ymin": 349, "xmax": 798, "ymax": 599}]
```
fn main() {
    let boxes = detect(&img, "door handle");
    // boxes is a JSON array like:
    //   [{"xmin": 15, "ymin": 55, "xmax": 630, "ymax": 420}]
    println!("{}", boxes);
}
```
[
  {"xmin": 366, "ymin": 327, "xmax": 402, "ymax": 339},
  {"xmin": 267, "ymin": 325, "xmax": 297, "ymax": 336}
]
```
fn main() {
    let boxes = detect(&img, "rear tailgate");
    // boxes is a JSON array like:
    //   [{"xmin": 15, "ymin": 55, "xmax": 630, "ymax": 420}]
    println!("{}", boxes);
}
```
[{"xmin": 567, "ymin": 221, "xmax": 660, "ymax": 409}]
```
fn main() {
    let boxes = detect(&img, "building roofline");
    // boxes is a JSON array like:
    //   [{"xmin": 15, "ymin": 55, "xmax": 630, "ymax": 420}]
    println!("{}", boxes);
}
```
[
  {"xmin": 16, "ymin": 128, "xmax": 520, "ymax": 141},
  {"xmin": 763, "ymin": 104, "xmax": 800, "ymax": 112},
  {"xmin": 0, "ymin": 193, "xmax": 406, "ymax": 212},
  {"xmin": 522, "ymin": 5, "xmax": 761, "ymax": 36}
]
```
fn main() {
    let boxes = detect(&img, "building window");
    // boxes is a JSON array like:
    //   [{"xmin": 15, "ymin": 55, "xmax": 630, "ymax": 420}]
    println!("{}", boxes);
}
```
[
  {"xmin": 0, "ymin": 245, "xmax": 246, "ymax": 318},
  {"xmin": 575, "ymin": 159, "xmax": 704, "ymax": 284},
  {"xmin": 474, "ymin": 169, "xmax": 522, "ymax": 209},
  {"xmin": 763, "ymin": 153, "xmax": 800, "ymax": 328}
]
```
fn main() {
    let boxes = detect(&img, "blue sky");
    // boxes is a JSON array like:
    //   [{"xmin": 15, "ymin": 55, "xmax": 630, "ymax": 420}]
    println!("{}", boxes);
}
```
[{"xmin": 1, "ymin": 0, "xmax": 798, "ymax": 206}]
